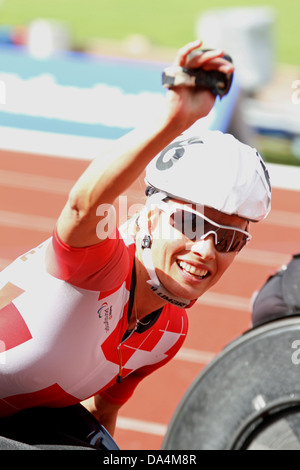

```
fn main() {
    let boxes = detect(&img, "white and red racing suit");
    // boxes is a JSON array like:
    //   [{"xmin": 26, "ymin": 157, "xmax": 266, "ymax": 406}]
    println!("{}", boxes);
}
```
[{"xmin": 0, "ymin": 228, "xmax": 188, "ymax": 417}]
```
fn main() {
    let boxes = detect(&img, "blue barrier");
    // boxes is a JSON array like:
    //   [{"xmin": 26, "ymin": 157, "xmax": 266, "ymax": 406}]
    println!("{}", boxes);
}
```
[{"xmin": 0, "ymin": 44, "xmax": 240, "ymax": 143}]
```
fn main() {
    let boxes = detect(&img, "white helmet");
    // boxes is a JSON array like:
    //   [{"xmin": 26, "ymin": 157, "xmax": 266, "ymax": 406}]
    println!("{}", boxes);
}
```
[
  {"xmin": 145, "ymin": 130, "xmax": 271, "ymax": 222},
  {"xmin": 141, "ymin": 131, "xmax": 271, "ymax": 309}
]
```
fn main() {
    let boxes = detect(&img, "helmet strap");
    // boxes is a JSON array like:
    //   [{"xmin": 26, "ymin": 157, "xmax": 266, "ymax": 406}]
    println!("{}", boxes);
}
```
[
  {"xmin": 141, "ymin": 245, "xmax": 193, "ymax": 308},
  {"xmin": 138, "ymin": 198, "xmax": 194, "ymax": 309}
]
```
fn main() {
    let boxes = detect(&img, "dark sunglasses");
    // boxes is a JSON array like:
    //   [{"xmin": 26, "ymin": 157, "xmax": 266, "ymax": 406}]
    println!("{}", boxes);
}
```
[{"xmin": 159, "ymin": 202, "xmax": 251, "ymax": 253}]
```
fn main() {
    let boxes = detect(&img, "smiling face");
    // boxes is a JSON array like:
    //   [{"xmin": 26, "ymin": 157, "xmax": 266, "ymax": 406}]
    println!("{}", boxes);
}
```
[{"xmin": 147, "ymin": 202, "xmax": 249, "ymax": 301}]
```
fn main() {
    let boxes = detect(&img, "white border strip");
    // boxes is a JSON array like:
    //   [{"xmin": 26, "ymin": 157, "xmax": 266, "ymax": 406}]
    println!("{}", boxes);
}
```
[
  {"xmin": 0, "ymin": 127, "xmax": 111, "ymax": 160},
  {"xmin": 267, "ymin": 162, "xmax": 300, "ymax": 191}
]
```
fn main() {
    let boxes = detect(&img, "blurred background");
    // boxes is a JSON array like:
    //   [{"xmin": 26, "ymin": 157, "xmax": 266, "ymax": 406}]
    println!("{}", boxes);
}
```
[
  {"xmin": 0, "ymin": 0, "xmax": 300, "ymax": 451},
  {"xmin": 0, "ymin": 0, "xmax": 299, "ymax": 165}
]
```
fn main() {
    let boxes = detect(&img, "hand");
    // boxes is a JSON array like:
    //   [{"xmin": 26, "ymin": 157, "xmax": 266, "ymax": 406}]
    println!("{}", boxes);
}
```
[{"xmin": 165, "ymin": 40, "xmax": 235, "ymax": 129}]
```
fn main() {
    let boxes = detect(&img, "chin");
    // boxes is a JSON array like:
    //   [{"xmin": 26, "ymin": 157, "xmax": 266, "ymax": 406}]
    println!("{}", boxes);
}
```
[{"xmin": 166, "ymin": 274, "xmax": 212, "ymax": 301}]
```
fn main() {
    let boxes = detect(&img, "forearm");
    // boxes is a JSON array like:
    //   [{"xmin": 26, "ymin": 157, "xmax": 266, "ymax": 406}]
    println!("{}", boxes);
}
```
[{"xmin": 82, "ymin": 395, "xmax": 121, "ymax": 437}]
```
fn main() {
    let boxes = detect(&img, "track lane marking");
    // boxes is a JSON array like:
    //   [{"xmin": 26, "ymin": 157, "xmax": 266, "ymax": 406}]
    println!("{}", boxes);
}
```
[
  {"xmin": 237, "ymin": 249, "xmax": 290, "ymax": 267},
  {"xmin": 117, "ymin": 416, "xmax": 167, "ymax": 437},
  {"xmin": 0, "ymin": 210, "xmax": 55, "ymax": 232},
  {"xmin": 0, "ymin": 169, "xmax": 73, "ymax": 194},
  {"xmin": 174, "ymin": 347, "xmax": 216, "ymax": 364},
  {"xmin": 197, "ymin": 291, "xmax": 250, "ymax": 311}
]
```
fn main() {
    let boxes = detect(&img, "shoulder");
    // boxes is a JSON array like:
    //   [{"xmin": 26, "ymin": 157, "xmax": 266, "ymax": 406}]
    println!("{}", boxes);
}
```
[{"xmin": 46, "ymin": 227, "xmax": 135, "ymax": 291}]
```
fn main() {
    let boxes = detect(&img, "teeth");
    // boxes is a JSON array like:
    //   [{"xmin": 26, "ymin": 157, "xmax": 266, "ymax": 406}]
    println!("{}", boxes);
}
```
[{"xmin": 178, "ymin": 261, "xmax": 208, "ymax": 278}]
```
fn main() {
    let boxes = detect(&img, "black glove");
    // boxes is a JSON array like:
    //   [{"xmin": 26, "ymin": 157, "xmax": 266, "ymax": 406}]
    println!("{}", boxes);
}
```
[{"xmin": 162, "ymin": 51, "xmax": 233, "ymax": 98}]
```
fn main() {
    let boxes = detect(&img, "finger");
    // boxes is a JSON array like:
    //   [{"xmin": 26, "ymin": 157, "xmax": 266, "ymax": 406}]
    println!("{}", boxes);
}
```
[
  {"xmin": 187, "ymin": 49, "xmax": 225, "ymax": 68},
  {"xmin": 187, "ymin": 51, "xmax": 235, "ymax": 75},
  {"xmin": 174, "ymin": 40, "xmax": 203, "ymax": 66},
  {"xmin": 208, "ymin": 63, "xmax": 234, "ymax": 74},
  {"xmin": 201, "ymin": 58, "xmax": 235, "ymax": 73},
  {"xmin": 218, "ymin": 64, "xmax": 235, "ymax": 74}
]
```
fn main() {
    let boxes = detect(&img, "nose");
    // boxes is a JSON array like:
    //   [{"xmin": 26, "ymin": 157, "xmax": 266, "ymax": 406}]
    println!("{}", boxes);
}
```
[{"xmin": 190, "ymin": 235, "xmax": 216, "ymax": 260}]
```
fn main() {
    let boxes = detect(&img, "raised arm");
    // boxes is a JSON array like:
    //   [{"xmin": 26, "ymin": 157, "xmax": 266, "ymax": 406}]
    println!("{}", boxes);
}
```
[{"xmin": 56, "ymin": 41, "xmax": 234, "ymax": 247}]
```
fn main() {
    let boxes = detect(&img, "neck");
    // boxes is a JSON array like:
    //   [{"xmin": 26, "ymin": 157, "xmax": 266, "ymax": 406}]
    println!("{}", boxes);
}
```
[{"xmin": 133, "ymin": 255, "xmax": 167, "ymax": 317}]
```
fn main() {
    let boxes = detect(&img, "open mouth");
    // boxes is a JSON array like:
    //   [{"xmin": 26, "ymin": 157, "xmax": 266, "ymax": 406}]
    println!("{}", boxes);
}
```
[{"xmin": 177, "ymin": 260, "xmax": 210, "ymax": 280}]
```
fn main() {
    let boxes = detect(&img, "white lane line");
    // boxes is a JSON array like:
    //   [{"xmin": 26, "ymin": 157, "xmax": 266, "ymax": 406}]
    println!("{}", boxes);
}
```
[
  {"xmin": 0, "ymin": 169, "xmax": 73, "ymax": 194},
  {"xmin": 117, "ymin": 416, "xmax": 167, "ymax": 437},
  {"xmin": 0, "ymin": 210, "xmax": 56, "ymax": 232},
  {"xmin": 174, "ymin": 347, "xmax": 216, "ymax": 364},
  {"xmin": 237, "ymin": 249, "xmax": 290, "ymax": 267},
  {"xmin": 197, "ymin": 291, "xmax": 250, "ymax": 311}
]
